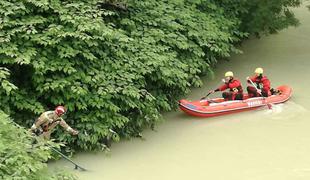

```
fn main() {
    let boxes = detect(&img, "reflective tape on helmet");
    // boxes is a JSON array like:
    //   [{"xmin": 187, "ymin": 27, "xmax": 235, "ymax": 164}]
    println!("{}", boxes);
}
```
[{"xmin": 55, "ymin": 106, "xmax": 66, "ymax": 116}]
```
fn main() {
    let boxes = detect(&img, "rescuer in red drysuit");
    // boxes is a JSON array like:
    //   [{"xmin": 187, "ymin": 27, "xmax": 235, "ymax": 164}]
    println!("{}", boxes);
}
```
[
  {"xmin": 246, "ymin": 67, "xmax": 271, "ymax": 98},
  {"xmin": 209, "ymin": 71, "xmax": 244, "ymax": 100}
]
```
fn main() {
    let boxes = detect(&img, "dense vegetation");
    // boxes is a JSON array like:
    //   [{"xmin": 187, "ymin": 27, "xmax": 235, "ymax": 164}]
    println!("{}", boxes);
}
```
[
  {"xmin": 215, "ymin": 0, "xmax": 300, "ymax": 35},
  {"xmin": 0, "ymin": 0, "xmax": 301, "ymax": 152},
  {"xmin": 0, "ymin": 111, "xmax": 76, "ymax": 179}
]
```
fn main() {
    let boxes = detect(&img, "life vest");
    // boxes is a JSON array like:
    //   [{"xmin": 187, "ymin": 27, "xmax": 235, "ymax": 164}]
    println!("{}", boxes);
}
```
[
  {"xmin": 252, "ymin": 75, "xmax": 271, "ymax": 92},
  {"xmin": 219, "ymin": 79, "xmax": 243, "ymax": 93}
]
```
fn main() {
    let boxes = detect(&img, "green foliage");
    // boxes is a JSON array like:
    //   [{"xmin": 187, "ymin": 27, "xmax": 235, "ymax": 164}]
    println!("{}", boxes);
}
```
[
  {"xmin": 0, "ymin": 111, "xmax": 76, "ymax": 180},
  {"xmin": 214, "ymin": 0, "xmax": 301, "ymax": 36},
  {"xmin": 0, "ymin": 0, "xmax": 301, "ymax": 150}
]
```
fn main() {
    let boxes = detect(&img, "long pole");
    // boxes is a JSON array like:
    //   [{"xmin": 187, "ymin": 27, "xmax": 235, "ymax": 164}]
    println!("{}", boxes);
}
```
[
  {"xmin": 48, "ymin": 145, "xmax": 87, "ymax": 171},
  {"xmin": 11, "ymin": 120, "xmax": 87, "ymax": 171}
]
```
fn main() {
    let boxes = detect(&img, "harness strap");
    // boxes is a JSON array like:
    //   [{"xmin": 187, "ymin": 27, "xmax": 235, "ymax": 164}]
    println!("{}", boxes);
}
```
[{"xmin": 42, "ymin": 119, "xmax": 62, "ymax": 132}]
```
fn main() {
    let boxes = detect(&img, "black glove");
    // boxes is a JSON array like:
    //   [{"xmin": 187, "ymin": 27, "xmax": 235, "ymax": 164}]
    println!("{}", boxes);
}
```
[{"xmin": 32, "ymin": 128, "xmax": 43, "ymax": 136}]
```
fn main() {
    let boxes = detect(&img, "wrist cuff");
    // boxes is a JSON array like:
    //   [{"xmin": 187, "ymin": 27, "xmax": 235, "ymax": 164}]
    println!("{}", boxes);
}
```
[{"xmin": 31, "ymin": 124, "xmax": 37, "ymax": 130}]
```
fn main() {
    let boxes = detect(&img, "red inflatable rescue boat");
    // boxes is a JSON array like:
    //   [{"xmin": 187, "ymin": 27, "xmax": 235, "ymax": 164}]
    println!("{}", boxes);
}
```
[{"xmin": 179, "ymin": 85, "xmax": 292, "ymax": 117}]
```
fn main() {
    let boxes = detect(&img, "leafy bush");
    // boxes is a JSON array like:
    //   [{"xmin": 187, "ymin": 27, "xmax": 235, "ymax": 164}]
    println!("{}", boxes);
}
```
[
  {"xmin": 0, "ymin": 111, "xmax": 76, "ymax": 180},
  {"xmin": 0, "ymin": 0, "xmax": 301, "ymax": 150},
  {"xmin": 214, "ymin": 0, "xmax": 301, "ymax": 36}
]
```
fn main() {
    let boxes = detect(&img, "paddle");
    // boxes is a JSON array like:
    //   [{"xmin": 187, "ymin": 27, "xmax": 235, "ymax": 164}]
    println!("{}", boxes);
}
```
[
  {"xmin": 200, "ymin": 79, "xmax": 227, "ymax": 104},
  {"xmin": 200, "ymin": 91, "xmax": 212, "ymax": 100},
  {"xmin": 248, "ymin": 78, "xmax": 273, "ymax": 109},
  {"xmin": 200, "ymin": 79, "xmax": 226, "ymax": 100}
]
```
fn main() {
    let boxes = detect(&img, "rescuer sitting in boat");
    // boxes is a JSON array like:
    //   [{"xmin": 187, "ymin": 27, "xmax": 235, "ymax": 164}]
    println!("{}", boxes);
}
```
[
  {"xmin": 246, "ymin": 67, "xmax": 271, "ymax": 97},
  {"xmin": 29, "ymin": 106, "xmax": 79, "ymax": 139},
  {"xmin": 209, "ymin": 71, "xmax": 244, "ymax": 101}
]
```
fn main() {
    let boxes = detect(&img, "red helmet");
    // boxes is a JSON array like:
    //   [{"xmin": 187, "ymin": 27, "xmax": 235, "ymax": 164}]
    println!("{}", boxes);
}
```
[{"xmin": 55, "ymin": 106, "xmax": 66, "ymax": 116}]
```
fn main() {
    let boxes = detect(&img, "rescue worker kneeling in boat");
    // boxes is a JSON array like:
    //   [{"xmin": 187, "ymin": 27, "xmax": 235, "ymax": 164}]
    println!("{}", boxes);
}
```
[
  {"xmin": 29, "ymin": 106, "xmax": 79, "ymax": 140},
  {"xmin": 209, "ymin": 71, "xmax": 244, "ymax": 101},
  {"xmin": 246, "ymin": 67, "xmax": 271, "ymax": 98}
]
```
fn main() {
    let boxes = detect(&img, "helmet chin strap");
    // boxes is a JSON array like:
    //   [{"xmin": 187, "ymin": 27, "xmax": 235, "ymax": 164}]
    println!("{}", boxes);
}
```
[
  {"xmin": 224, "ymin": 77, "xmax": 233, "ymax": 84},
  {"xmin": 257, "ymin": 74, "xmax": 263, "ymax": 79}
]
